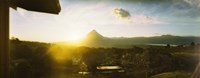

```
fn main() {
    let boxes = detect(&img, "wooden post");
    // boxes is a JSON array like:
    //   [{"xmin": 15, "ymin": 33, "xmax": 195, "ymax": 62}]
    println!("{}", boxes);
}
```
[{"xmin": 0, "ymin": 0, "xmax": 10, "ymax": 78}]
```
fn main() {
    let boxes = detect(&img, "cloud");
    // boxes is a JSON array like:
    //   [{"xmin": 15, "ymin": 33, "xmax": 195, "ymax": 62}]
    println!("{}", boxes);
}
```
[
  {"xmin": 154, "ymin": 33, "xmax": 162, "ymax": 35},
  {"xmin": 112, "ymin": 7, "xmax": 162, "ymax": 24},
  {"xmin": 63, "ymin": 0, "xmax": 171, "ymax": 2},
  {"xmin": 130, "ymin": 15, "xmax": 163, "ymax": 24},
  {"xmin": 197, "ymin": 17, "xmax": 200, "ymax": 22},
  {"xmin": 182, "ymin": 0, "xmax": 200, "ymax": 8},
  {"xmin": 113, "ymin": 8, "xmax": 131, "ymax": 19}
]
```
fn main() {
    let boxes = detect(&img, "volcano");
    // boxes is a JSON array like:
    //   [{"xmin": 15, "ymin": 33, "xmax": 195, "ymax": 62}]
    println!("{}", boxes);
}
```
[
  {"xmin": 80, "ymin": 30, "xmax": 110, "ymax": 47},
  {"xmin": 85, "ymin": 30, "xmax": 104, "ymax": 40},
  {"xmin": 78, "ymin": 30, "xmax": 200, "ymax": 48}
]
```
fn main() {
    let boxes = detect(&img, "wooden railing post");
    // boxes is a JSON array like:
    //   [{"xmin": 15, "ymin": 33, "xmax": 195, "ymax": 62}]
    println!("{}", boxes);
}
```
[{"xmin": 0, "ymin": 0, "xmax": 10, "ymax": 78}]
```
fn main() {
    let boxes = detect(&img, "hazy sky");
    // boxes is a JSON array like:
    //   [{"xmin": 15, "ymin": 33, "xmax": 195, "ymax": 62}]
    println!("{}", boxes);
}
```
[{"xmin": 10, "ymin": 0, "xmax": 200, "ymax": 42}]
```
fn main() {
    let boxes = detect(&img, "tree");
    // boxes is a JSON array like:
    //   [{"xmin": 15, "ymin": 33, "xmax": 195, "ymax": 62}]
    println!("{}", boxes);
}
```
[
  {"xmin": 191, "ymin": 42, "xmax": 195, "ymax": 46},
  {"xmin": 166, "ymin": 44, "xmax": 170, "ymax": 48}
]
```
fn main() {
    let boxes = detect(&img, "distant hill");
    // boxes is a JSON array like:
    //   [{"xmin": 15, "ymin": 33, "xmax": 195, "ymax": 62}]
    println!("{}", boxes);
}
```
[
  {"xmin": 79, "ymin": 30, "xmax": 200, "ymax": 48},
  {"xmin": 80, "ymin": 30, "xmax": 109, "ymax": 47}
]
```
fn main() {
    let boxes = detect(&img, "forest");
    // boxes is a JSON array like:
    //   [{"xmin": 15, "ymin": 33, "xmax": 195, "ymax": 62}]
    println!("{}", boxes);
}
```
[{"xmin": 10, "ymin": 38, "xmax": 199, "ymax": 78}]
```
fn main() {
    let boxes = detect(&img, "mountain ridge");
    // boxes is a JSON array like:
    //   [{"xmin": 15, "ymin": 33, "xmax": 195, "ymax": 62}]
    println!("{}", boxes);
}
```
[
  {"xmin": 62, "ymin": 30, "xmax": 200, "ymax": 48},
  {"xmin": 79, "ymin": 30, "xmax": 200, "ymax": 48}
]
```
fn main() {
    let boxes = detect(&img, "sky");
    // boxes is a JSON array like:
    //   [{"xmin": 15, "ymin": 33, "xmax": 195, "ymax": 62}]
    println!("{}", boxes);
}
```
[{"xmin": 10, "ymin": 0, "xmax": 200, "ymax": 42}]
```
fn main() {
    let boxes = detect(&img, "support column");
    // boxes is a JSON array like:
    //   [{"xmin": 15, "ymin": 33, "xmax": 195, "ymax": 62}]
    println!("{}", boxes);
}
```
[{"xmin": 0, "ymin": 0, "xmax": 10, "ymax": 78}]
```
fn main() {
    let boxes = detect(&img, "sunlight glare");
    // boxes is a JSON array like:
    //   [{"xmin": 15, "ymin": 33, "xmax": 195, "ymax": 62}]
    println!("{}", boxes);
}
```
[
  {"xmin": 67, "ymin": 35, "xmax": 83, "ymax": 42},
  {"xmin": 48, "ymin": 44, "xmax": 75, "ymax": 63}
]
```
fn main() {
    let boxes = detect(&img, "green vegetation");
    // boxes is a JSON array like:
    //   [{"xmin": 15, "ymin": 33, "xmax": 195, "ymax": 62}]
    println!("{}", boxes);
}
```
[
  {"xmin": 10, "ymin": 38, "xmax": 199, "ymax": 78},
  {"xmin": 150, "ymin": 71, "xmax": 192, "ymax": 78}
]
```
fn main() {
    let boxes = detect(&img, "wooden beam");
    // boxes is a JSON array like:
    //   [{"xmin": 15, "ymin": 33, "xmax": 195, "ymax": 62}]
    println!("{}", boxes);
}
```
[{"xmin": 0, "ymin": 0, "xmax": 10, "ymax": 78}]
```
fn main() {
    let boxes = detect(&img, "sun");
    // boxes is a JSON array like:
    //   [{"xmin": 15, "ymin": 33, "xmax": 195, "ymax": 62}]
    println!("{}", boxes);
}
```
[
  {"xmin": 67, "ymin": 35, "xmax": 84, "ymax": 42},
  {"xmin": 64, "ymin": 30, "xmax": 87, "ymax": 43}
]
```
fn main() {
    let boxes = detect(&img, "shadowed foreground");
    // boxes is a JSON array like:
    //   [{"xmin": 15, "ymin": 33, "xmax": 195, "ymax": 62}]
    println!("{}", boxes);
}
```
[{"xmin": 10, "ymin": 39, "xmax": 199, "ymax": 78}]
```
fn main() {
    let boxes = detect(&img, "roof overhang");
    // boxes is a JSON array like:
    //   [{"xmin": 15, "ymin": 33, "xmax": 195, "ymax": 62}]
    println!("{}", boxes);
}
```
[{"xmin": 10, "ymin": 0, "xmax": 61, "ymax": 14}]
